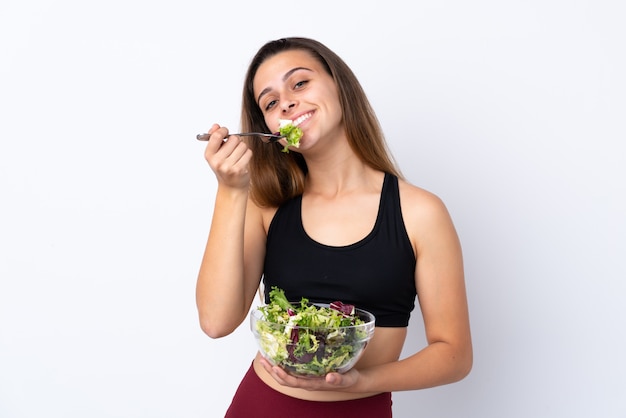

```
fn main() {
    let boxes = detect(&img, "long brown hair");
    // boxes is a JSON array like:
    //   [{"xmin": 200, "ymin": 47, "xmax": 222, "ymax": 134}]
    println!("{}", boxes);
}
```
[{"xmin": 241, "ymin": 37, "xmax": 402, "ymax": 207}]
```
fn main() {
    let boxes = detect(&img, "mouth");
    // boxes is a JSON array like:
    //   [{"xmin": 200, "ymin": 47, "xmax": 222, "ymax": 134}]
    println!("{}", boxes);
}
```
[
  {"xmin": 292, "ymin": 111, "xmax": 313, "ymax": 127},
  {"xmin": 277, "ymin": 112, "xmax": 313, "ymax": 132}
]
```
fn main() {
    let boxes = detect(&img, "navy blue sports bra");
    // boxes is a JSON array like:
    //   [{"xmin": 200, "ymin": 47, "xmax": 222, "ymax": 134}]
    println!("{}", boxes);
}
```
[{"xmin": 263, "ymin": 173, "xmax": 417, "ymax": 327}]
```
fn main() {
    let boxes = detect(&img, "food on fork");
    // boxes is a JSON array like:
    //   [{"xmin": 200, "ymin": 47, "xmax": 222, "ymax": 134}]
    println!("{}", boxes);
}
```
[{"xmin": 276, "ymin": 119, "xmax": 303, "ymax": 153}]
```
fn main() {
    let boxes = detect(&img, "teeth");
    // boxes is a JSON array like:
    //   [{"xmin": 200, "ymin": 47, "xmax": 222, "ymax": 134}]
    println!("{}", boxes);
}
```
[{"xmin": 293, "ymin": 113, "xmax": 311, "ymax": 127}]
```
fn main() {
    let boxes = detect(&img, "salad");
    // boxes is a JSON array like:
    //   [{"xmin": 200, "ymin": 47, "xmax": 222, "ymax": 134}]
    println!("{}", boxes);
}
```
[
  {"xmin": 276, "ymin": 119, "xmax": 303, "ymax": 153},
  {"xmin": 252, "ymin": 287, "xmax": 375, "ymax": 377}
]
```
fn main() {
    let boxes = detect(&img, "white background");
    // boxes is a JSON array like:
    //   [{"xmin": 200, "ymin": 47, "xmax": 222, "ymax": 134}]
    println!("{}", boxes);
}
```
[{"xmin": 1, "ymin": 1, "xmax": 625, "ymax": 417}]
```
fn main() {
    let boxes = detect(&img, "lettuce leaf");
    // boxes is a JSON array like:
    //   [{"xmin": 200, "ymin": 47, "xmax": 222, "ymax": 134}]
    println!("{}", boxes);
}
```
[{"xmin": 277, "ymin": 119, "xmax": 303, "ymax": 153}]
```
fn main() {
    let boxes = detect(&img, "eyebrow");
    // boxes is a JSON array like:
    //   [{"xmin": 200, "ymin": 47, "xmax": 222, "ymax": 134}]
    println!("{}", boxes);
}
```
[{"xmin": 256, "ymin": 66, "xmax": 313, "ymax": 104}]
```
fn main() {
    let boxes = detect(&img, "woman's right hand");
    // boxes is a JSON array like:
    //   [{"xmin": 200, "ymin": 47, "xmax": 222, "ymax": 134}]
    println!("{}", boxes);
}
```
[{"xmin": 203, "ymin": 123, "xmax": 253, "ymax": 189}]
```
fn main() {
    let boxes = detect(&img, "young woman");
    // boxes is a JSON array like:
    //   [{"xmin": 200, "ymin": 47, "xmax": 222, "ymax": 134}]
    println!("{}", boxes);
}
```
[{"xmin": 196, "ymin": 37, "xmax": 472, "ymax": 417}]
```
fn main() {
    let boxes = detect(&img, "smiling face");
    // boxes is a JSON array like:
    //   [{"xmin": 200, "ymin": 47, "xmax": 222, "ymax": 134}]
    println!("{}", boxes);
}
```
[{"xmin": 252, "ymin": 50, "xmax": 344, "ymax": 151}]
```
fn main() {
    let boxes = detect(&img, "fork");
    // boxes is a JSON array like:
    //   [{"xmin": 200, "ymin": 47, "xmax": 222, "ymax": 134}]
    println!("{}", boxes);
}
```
[{"xmin": 196, "ymin": 132, "xmax": 285, "ymax": 143}]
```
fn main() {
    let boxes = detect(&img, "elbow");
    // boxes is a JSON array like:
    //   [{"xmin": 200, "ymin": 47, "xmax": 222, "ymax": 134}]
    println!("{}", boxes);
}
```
[
  {"xmin": 198, "ymin": 306, "xmax": 249, "ymax": 339},
  {"xmin": 456, "ymin": 354, "xmax": 473, "ymax": 382},
  {"xmin": 451, "ymin": 344, "xmax": 473, "ymax": 382},
  {"xmin": 198, "ymin": 315, "xmax": 237, "ymax": 339},
  {"xmin": 200, "ymin": 323, "xmax": 228, "ymax": 339}
]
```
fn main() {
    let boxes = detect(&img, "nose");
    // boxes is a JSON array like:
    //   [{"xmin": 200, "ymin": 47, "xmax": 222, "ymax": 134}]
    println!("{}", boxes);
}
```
[{"xmin": 281, "ymin": 100, "xmax": 296, "ymax": 113}]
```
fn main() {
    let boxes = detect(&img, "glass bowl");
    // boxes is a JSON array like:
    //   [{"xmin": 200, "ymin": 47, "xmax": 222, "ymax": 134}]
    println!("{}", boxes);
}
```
[{"xmin": 250, "ymin": 304, "xmax": 375, "ymax": 378}]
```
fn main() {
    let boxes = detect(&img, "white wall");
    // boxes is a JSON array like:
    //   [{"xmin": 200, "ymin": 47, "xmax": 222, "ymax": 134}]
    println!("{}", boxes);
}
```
[{"xmin": 1, "ymin": 1, "xmax": 624, "ymax": 417}]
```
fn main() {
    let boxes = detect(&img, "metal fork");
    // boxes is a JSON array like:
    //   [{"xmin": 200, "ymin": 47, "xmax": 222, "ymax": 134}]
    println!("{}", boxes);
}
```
[{"xmin": 196, "ymin": 132, "xmax": 284, "ymax": 143}]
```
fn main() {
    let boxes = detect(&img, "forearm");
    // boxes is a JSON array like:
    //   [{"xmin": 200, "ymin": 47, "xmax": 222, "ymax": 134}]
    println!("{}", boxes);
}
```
[
  {"xmin": 355, "ymin": 341, "xmax": 473, "ymax": 393},
  {"xmin": 196, "ymin": 185, "xmax": 251, "ymax": 338}
]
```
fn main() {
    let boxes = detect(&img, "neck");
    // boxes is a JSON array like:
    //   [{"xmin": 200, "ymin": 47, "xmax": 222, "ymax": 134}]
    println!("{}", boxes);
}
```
[{"xmin": 303, "ymin": 150, "xmax": 381, "ymax": 197}]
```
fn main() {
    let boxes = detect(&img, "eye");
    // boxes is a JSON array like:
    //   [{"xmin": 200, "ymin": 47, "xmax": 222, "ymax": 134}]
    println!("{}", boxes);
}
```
[
  {"xmin": 294, "ymin": 80, "xmax": 308, "ymax": 90},
  {"xmin": 264, "ymin": 99, "xmax": 278, "ymax": 111}
]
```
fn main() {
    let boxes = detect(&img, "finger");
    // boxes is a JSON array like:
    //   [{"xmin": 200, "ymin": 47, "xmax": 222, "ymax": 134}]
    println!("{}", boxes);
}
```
[
  {"xmin": 204, "ymin": 125, "xmax": 230, "ymax": 155},
  {"xmin": 325, "ymin": 373, "xmax": 341, "ymax": 385},
  {"xmin": 269, "ymin": 365, "xmax": 292, "ymax": 386},
  {"xmin": 216, "ymin": 136, "xmax": 251, "ymax": 170},
  {"xmin": 231, "ymin": 146, "xmax": 253, "ymax": 173},
  {"xmin": 215, "ymin": 134, "xmax": 243, "ymax": 158},
  {"xmin": 206, "ymin": 123, "xmax": 220, "ymax": 136}
]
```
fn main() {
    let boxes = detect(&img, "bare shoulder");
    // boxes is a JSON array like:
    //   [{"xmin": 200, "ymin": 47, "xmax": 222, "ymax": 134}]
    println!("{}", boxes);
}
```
[
  {"xmin": 397, "ymin": 179, "xmax": 459, "ymax": 251},
  {"xmin": 397, "ymin": 179, "xmax": 450, "ymax": 218}
]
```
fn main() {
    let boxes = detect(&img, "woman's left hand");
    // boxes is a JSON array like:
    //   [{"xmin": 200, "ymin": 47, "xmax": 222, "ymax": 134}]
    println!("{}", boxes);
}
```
[{"xmin": 258, "ymin": 357, "xmax": 360, "ymax": 391}]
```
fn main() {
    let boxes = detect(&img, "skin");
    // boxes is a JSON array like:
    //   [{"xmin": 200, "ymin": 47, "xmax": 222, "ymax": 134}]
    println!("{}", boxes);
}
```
[{"xmin": 196, "ymin": 50, "xmax": 472, "ymax": 401}]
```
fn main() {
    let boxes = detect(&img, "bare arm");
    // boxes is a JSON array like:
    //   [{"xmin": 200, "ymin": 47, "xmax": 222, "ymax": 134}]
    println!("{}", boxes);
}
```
[
  {"xmin": 195, "ymin": 124, "xmax": 267, "ymax": 338},
  {"xmin": 355, "ymin": 188, "xmax": 473, "ymax": 391}
]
